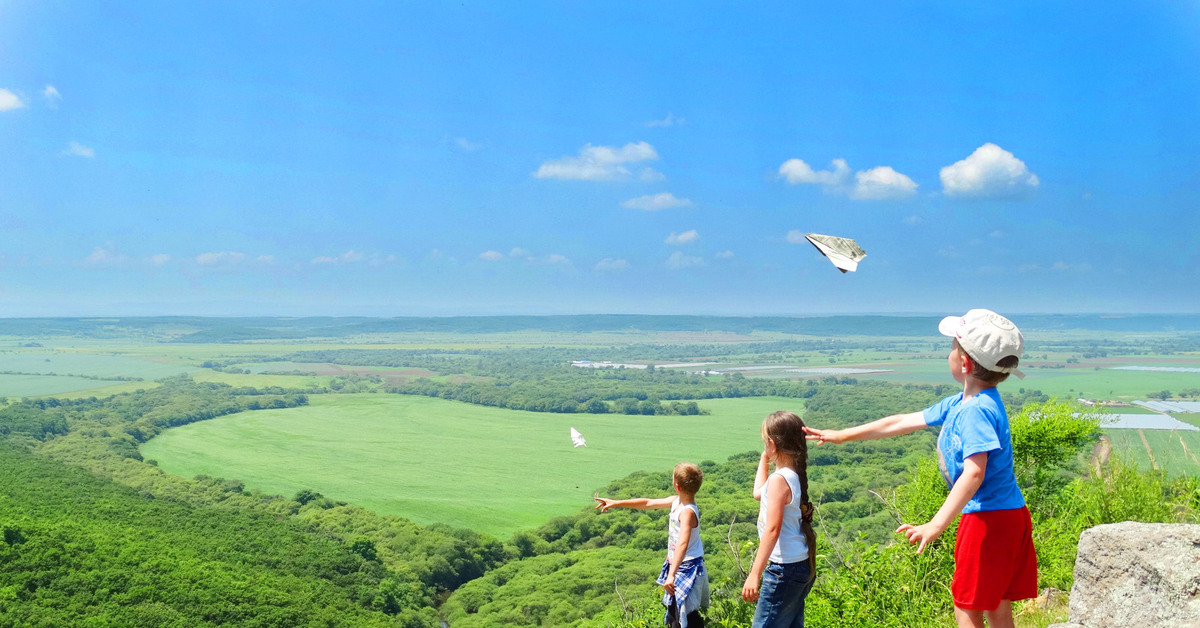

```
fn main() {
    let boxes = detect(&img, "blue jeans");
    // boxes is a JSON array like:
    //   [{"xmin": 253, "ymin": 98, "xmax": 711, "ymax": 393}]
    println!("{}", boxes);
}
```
[{"xmin": 751, "ymin": 560, "xmax": 815, "ymax": 628}]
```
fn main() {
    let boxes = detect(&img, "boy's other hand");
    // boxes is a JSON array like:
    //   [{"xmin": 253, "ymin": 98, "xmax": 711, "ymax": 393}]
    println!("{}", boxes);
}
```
[
  {"xmin": 896, "ymin": 521, "xmax": 943, "ymax": 554},
  {"xmin": 803, "ymin": 425, "xmax": 843, "ymax": 445},
  {"xmin": 594, "ymin": 497, "xmax": 615, "ymax": 512},
  {"xmin": 663, "ymin": 574, "xmax": 676, "ymax": 595}
]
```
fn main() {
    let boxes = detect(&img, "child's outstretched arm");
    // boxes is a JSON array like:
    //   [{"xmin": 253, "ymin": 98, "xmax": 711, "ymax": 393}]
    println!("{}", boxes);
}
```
[
  {"xmin": 803, "ymin": 410, "xmax": 926, "ymax": 445},
  {"xmin": 897, "ymin": 451, "xmax": 987, "ymax": 553},
  {"xmin": 594, "ymin": 496, "xmax": 675, "ymax": 512},
  {"xmin": 742, "ymin": 473, "xmax": 791, "ymax": 603},
  {"xmin": 662, "ymin": 506, "xmax": 696, "ymax": 596}
]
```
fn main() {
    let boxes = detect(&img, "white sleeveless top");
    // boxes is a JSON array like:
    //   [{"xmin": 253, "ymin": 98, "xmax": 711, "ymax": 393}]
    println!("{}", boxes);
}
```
[
  {"xmin": 757, "ymin": 467, "xmax": 809, "ymax": 564},
  {"xmin": 668, "ymin": 498, "xmax": 704, "ymax": 561}
]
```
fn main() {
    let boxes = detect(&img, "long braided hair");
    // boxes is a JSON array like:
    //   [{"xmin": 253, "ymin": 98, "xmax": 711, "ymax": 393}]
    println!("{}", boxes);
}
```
[{"xmin": 762, "ymin": 410, "xmax": 817, "ymax": 582}]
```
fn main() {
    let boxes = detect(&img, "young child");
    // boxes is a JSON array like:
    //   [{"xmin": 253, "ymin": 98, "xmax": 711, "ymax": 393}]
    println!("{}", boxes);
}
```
[
  {"xmin": 742, "ymin": 410, "xmax": 818, "ymax": 628},
  {"xmin": 803, "ymin": 309, "xmax": 1037, "ymax": 628},
  {"xmin": 595, "ymin": 462, "xmax": 710, "ymax": 628}
]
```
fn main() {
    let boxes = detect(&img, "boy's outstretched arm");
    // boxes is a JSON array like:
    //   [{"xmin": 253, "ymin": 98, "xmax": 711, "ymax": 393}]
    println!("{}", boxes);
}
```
[
  {"xmin": 897, "ymin": 451, "xmax": 987, "ymax": 554},
  {"xmin": 803, "ymin": 410, "xmax": 926, "ymax": 445},
  {"xmin": 662, "ymin": 507, "xmax": 696, "ymax": 596},
  {"xmin": 594, "ymin": 496, "xmax": 675, "ymax": 512}
]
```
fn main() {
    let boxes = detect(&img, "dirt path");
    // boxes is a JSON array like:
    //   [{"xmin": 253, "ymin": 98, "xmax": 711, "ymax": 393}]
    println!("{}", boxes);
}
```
[
  {"xmin": 1176, "ymin": 432, "xmax": 1200, "ymax": 468},
  {"xmin": 1139, "ymin": 430, "xmax": 1159, "ymax": 471},
  {"xmin": 1090, "ymin": 435, "xmax": 1112, "ymax": 477}
]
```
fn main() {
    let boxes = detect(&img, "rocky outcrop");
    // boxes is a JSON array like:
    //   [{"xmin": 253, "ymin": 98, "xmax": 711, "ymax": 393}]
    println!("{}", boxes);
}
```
[{"xmin": 1050, "ymin": 522, "xmax": 1200, "ymax": 628}]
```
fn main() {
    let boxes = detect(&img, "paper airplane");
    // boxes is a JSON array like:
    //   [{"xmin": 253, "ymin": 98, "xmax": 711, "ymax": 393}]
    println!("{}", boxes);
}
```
[
  {"xmin": 805, "ymin": 233, "xmax": 866, "ymax": 273},
  {"xmin": 570, "ymin": 427, "xmax": 587, "ymax": 448}
]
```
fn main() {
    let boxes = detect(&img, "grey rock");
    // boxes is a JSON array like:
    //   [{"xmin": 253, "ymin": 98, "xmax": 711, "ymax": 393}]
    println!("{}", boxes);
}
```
[{"xmin": 1060, "ymin": 522, "xmax": 1200, "ymax": 628}]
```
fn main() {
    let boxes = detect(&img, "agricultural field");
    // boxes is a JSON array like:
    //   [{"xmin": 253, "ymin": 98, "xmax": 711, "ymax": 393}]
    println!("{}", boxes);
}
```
[
  {"xmin": 1103, "ymin": 428, "xmax": 1200, "ymax": 477},
  {"xmin": 141, "ymin": 395, "xmax": 790, "ymax": 537}
]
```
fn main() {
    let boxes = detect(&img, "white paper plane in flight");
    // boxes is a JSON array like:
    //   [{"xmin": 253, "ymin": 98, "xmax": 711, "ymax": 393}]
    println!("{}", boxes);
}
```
[
  {"xmin": 805, "ymin": 233, "xmax": 867, "ymax": 273},
  {"xmin": 570, "ymin": 427, "xmax": 587, "ymax": 448}
]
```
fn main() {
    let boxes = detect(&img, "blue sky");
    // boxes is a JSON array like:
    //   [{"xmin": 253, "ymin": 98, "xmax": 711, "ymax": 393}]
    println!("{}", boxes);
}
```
[{"xmin": 1, "ymin": 1, "xmax": 1198, "ymax": 317}]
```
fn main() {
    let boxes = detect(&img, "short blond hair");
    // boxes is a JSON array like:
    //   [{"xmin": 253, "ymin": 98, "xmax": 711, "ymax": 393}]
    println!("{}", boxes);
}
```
[{"xmin": 673, "ymin": 462, "xmax": 703, "ymax": 495}]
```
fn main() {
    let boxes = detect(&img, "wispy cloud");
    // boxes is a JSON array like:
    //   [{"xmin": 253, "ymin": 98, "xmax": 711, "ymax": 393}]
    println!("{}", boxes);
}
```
[
  {"xmin": 42, "ymin": 85, "xmax": 61, "ymax": 108},
  {"xmin": 62, "ymin": 141, "xmax": 95, "ymax": 158},
  {"xmin": 645, "ymin": 112, "xmax": 687, "ymax": 128},
  {"xmin": 666, "ymin": 251, "xmax": 703, "ymax": 269},
  {"xmin": 665, "ymin": 230, "xmax": 699, "ymax": 245},
  {"xmin": 545, "ymin": 254, "xmax": 570, "ymax": 266},
  {"xmin": 0, "ymin": 89, "xmax": 24, "ymax": 112},
  {"xmin": 312, "ymin": 250, "xmax": 367, "ymax": 265},
  {"xmin": 84, "ymin": 246, "xmax": 128, "ymax": 267},
  {"xmin": 621, "ymin": 192, "xmax": 692, "ymax": 211},
  {"xmin": 595, "ymin": 257, "xmax": 629, "ymax": 271},
  {"xmin": 196, "ymin": 251, "xmax": 246, "ymax": 266},
  {"xmin": 785, "ymin": 230, "xmax": 807, "ymax": 244},
  {"xmin": 903, "ymin": 215, "xmax": 923, "ymax": 226},
  {"xmin": 453, "ymin": 136, "xmax": 482, "ymax": 152},
  {"xmin": 940, "ymin": 143, "xmax": 1039, "ymax": 199},
  {"xmin": 715, "ymin": 250, "xmax": 734, "ymax": 259},
  {"xmin": 148, "ymin": 253, "xmax": 171, "ymax": 266},
  {"xmin": 479, "ymin": 250, "xmax": 504, "ymax": 261},
  {"xmin": 533, "ymin": 142, "xmax": 659, "ymax": 181}
]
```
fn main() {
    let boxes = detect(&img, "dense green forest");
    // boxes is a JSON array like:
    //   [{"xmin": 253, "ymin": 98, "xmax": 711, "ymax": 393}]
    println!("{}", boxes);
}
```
[{"xmin": 2, "ymin": 325, "xmax": 1199, "ymax": 626}]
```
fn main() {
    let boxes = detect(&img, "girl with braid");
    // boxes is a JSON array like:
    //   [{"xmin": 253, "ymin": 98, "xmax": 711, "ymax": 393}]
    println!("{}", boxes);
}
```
[{"xmin": 742, "ymin": 410, "xmax": 818, "ymax": 627}]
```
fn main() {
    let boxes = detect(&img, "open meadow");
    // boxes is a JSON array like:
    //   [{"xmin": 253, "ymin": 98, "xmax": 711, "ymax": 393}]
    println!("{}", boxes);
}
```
[{"xmin": 141, "ymin": 394, "xmax": 790, "ymax": 537}]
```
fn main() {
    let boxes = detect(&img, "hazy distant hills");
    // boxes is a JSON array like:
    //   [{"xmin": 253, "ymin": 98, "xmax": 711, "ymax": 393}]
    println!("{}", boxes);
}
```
[{"xmin": 0, "ymin": 314, "xmax": 1198, "ymax": 343}]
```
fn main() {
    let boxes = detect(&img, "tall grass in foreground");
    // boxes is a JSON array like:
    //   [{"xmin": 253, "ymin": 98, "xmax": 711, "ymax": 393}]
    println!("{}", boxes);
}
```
[{"xmin": 616, "ymin": 400, "xmax": 1200, "ymax": 628}]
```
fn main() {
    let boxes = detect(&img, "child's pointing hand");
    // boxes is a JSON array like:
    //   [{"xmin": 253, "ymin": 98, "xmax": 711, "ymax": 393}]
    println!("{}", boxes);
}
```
[
  {"xmin": 896, "ymin": 521, "xmax": 944, "ymax": 554},
  {"xmin": 594, "ymin": 497, "xmax": 615, "ymax": 512},
  {"xmin": 803, "ymin": 425, "xmax": 844, "ymax": 445}
]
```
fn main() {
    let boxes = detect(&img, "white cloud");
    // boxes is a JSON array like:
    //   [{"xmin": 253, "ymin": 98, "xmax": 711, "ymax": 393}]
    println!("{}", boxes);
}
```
[
  {"xmin": 62, "ymin": 141, "xmax": 95, "ymax": 158},
  {"xmin": 621, "ymin": 192, "xmax": 692, "ymax": 211},
  {"xmin": 533, "ymin": 142, "xmax": 658, "ymax": 181},
  {"xmin": 779, "ymin": 158, "xmax": 850, "ymax": 186},
  {"xmin": 0, "ymin": 89, "xmax": 24, "ymax": 112},
  {"xmin": 84, "ymin": 246, "xmax": 126, "ymax": 266},
  {"xmin": 312, "ymin": 250, "xmax": 365, "ymax": 265},
  {"xmin": 545, "ymin": 254, "xmax": 570, "ymax": 266},
  {"xmin": 148, "ymin": 253, "xmax": 171, "ymax": 265},
  {"xmin": 196, "ymin": 251, "xmax": 245, "ymax": 266},
  {"xmin": 42, "ymin": 85, "xmax": 61, "ymax": 108},
  {"xmin": 851, "ymin": 166, "xmax": 918, "ymax": 200},
  {"xmin": 666, "ymin": 251, "xmax": 703, "ymax": 269},
  {"xmin": 715, "ymin": 250, "xmax": 734, "ymax": 259},
  {"xmin": 509, "ymin": 247, "xmax": 532, "ymax": 260},
  {"xmin": 786, "ymin": 230, "xmax": 807, "ymax": 244},
  {"xmin": 595, "ymin": 257, "xmax": 629, "ymax": 271},
  {"xmin": 256, "ymin": 255, "xmax": 275, "ymax": 264},
  {"xmin": 1052, "ymin": 261, "xmax": 1092, "ymax": 273},
  {"xmin": 1019, "ymin": 264, "xmax": 1040, "ymax": 273},
  {"xmin": 780, "ymin": 157, "xmax": 916, "ymax": 201},
  {"xmin": 638, "ymin": 167, "xmax": 666, "ymax": 182},
  {"xmin": 665, "ymin": 230, "xmax": 699, "ymax": 245},
  {"xmin": 940, "ymin": 143, "xmax": 1040, "ymax": 199},
  {"xmin": 938, "ymin": 246, "xmax": 958, "ymax": 258},
  {"xmin": 455, "ymin": 137, "xmax": 481, "ymax": 152},
  {"xmin": 479, "ymin": 250, "xmax": 504, "ymax": 261},
  {"xmin": 989, "ymin": 230, "xmax": 1005, "ymax": 239},
  {"xmin": 645, "ymin": 112, "xmax": 688, "ymax": 128},
  {"xmin": 903, "ymin": 215, "xmax": 923, "ymax": 226}
]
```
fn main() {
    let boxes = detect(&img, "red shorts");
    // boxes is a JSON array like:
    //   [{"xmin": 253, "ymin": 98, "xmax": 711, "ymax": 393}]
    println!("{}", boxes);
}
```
[{"xmin": 952, "ymin": 506, "xmax": 1038, "ymax": 610}]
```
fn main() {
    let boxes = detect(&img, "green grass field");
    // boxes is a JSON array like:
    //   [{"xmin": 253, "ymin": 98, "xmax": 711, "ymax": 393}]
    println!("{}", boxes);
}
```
[
  {"xmin": 1103, "ymin": 429, "xmax": 1200, "ymax": 477},
  {"xmin": 142, "ymin": 394, "xmax": 793, "ymax": 538}
]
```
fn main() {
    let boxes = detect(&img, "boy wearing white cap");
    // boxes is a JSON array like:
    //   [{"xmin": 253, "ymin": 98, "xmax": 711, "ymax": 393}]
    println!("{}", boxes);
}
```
[{"xmin": 803, "ymin": 309, "xmax": 1035, "ymax": 628}]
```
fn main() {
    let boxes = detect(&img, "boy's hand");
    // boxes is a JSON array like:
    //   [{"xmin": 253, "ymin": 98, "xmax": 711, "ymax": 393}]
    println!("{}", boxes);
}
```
[
  {"xmin": 896, "ymin": 521, "xmax": 944, "ymax": 554},
  {"xmin": 803, "ymin": 425, "xmax": 843, "ymax": 445},
  {"xmin": 741, "ymin": 573, "xmax": 760, "ymax": 602},
  {"xmin": 594, "ymin": 497, "xmax": 615, "ymax": 512},
  {"xmin": 662, "ymin": 574, "xmax": 676, "ymax": 595}
]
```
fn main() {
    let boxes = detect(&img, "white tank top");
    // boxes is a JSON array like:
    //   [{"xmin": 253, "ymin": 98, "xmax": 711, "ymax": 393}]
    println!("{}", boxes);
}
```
[
  {"xmin": 757, "ymin": 467, "xmax": 809, "ymax": 564},
  {"xmin": 668, "ymin": 498, "xmax": 704, "ymax": 561}
]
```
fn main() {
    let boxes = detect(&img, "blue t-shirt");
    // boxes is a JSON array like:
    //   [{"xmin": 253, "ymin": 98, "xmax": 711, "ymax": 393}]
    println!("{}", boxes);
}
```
[{"xmin": 923, "ymin": 388, "xmax": 1025, "ymax": 514}]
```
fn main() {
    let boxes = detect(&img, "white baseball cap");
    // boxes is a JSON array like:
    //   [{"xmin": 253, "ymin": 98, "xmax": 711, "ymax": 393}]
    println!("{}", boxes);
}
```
[{"xmin": 938, "ymin": 309, "xmax": 1025, "ymax": 379}]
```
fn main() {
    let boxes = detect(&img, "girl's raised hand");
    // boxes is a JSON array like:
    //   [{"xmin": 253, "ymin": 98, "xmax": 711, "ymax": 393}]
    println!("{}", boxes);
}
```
[{"xmin": 594, "ymin": 497, "xmax": 616, "ymax": 512}]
